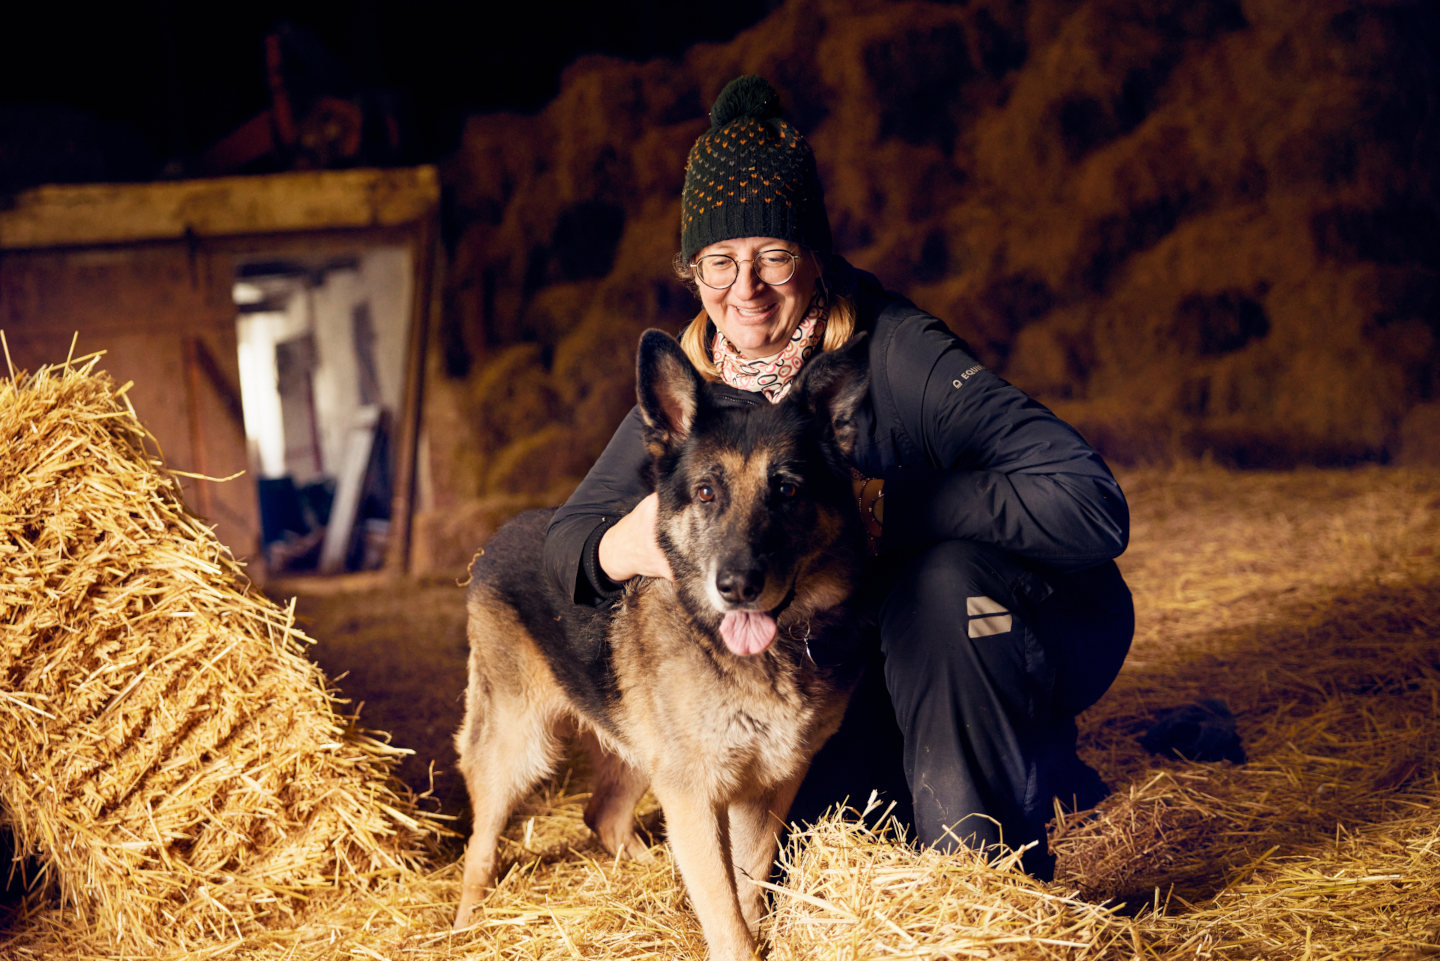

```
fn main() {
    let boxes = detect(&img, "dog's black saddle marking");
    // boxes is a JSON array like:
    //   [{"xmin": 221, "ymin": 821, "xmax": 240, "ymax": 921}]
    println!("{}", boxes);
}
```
[{"xmin": 468, "ymin": 508, "xmax": 621, "ymax": 721}]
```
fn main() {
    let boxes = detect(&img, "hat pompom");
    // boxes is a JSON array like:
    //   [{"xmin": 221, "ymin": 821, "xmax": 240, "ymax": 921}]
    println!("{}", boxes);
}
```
[{"xmin": 709, "ymin": 75, "xmax": 781, "ymax": 129}]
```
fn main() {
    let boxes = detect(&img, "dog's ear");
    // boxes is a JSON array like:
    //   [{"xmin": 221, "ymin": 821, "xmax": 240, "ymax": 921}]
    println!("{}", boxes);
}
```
[
  {"xmin": 795, "ymin": 333, "xmax": 870, "ymax": 457},
  {"xmin": 636, "ymin": 328, "xmax": 702, "ymax": 453}
]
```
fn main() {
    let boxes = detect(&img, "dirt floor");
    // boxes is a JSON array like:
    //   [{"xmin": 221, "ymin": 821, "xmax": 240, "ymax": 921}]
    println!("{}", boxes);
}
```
[{"xmin": 281, "ymin": 571, "xmax": 475, "ymax": 846}]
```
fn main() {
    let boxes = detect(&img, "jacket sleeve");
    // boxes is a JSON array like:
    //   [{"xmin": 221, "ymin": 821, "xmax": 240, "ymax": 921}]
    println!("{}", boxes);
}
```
[
  {"xmin": 875, "ymin": 312, "xmax": 1129, "ymax": 570},
  {"xmin": 544, "ymin": 405, "xmax": 654, "ymax": 605}
]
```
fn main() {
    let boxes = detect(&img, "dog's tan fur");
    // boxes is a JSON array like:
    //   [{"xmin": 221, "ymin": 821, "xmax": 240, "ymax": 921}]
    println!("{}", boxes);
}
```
[{"xmin": 452, "ymin": 331, "xmax": 869, "ymax": 961}]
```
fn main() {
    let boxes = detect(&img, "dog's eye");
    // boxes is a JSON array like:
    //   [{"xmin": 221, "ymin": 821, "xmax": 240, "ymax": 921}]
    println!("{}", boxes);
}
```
[
  {"xmin": 777, "ymin": 481, "xmax": 799, "ymax": 499},
  {"xmin": 695, "ymin": 484, "xmax": 716, "ymax": 503}
]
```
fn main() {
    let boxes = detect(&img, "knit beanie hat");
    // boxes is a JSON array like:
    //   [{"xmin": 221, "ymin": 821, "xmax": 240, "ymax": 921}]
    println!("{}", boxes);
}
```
[{"xmin": 680, "ymin": 75, "xmax": 833, "ymax": 263}]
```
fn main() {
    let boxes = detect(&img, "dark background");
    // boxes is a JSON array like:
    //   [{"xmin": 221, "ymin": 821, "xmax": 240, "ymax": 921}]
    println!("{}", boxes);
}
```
[{"xmin": 1, "ymin": 1, "xmax": 778, "ymax": 188}]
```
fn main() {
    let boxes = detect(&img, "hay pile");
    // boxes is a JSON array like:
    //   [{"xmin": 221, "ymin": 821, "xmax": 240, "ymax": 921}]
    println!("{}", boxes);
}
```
[
  {"xmin": 766, "ymin": 800, "xmax": 1142, "ymax": 960},
  {"xmin": 0, "ymin": 347, "xmax": 441, "ymax": 955}
]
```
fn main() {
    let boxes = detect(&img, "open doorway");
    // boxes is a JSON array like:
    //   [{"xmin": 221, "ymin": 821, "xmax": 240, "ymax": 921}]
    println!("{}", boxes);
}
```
[{"xmin": 233, "ymin": 246, "xmax": 414, "ymax": 575}]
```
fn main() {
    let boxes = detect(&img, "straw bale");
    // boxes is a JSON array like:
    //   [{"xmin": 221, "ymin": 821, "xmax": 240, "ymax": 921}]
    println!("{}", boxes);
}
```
[{"xmin": 0, "ymin": 349, "xmax": 442, "ymax": 953}]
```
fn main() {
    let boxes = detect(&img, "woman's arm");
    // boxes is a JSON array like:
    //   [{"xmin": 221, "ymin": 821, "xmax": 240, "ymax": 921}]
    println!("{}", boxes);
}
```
[
  {"xmin": 543, "ymin": 405, "xmax": 667, "ymax": 605},
  {"xmin": 876, "ymin": 313, "xmax": 1129, "ymax": 569}
]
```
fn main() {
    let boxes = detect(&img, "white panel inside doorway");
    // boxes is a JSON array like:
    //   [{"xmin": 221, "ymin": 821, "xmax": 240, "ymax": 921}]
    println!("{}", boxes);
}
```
[{"xmin": 233, "ymin": 245, "xmax": 413, "ymax": 574}]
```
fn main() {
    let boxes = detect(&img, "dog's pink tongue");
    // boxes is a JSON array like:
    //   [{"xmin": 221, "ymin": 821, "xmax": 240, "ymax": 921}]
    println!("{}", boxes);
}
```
[{"xmin": 720, "ymin": 611, "xmax": 778, "ymax": 655}]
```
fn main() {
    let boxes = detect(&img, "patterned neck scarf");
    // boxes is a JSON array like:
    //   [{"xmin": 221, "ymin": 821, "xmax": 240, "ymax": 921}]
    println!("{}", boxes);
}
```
[{"xmin": 713, "ymin": 308, "xmax": 827, "ymax": 403}]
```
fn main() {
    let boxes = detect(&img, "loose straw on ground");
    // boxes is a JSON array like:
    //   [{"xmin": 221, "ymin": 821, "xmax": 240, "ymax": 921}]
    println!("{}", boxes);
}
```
[
  {"xmin": 1051, "ymin": 465, "xmax": 1440, "ymax": 959},
  {"xmin": 0, "ymin": 346, "xmax": 444, "ymax": 955}
]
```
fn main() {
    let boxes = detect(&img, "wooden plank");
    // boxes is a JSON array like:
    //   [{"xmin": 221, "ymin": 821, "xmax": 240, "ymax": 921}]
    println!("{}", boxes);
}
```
[
  {"xmin": 0, "ymin": 167, "xmax": 439, "ymax": 251},
  {"xmin": 318, "ymin": 405, "xmax": 380, "ymax": 575},
  {"xmin": 386, "ymin": 217, "xmax": 439, "ymax": 575}
]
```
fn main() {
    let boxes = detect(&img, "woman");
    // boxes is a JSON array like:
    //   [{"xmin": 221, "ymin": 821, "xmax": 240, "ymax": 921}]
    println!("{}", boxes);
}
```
[{"xmin": 543, "ymin": 75, "xmax": 1133, "ymax": 879}]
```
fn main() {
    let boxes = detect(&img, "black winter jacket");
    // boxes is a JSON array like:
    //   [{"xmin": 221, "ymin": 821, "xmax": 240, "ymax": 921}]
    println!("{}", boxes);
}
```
[{"xmin": 544, "ymin": 263, "xmax": 1129, "ymax": 609}]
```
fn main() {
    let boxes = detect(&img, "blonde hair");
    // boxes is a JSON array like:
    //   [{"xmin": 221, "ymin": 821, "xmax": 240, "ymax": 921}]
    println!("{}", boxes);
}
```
[{"xmin": 672, "ymin": 252, "xmax": 858, "ymax": 380}]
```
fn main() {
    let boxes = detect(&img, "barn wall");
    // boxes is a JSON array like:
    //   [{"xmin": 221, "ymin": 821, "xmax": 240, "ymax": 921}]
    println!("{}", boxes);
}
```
[{"xmin": 1, "ymin": 242, "xmax": 257, "ymax": 560}]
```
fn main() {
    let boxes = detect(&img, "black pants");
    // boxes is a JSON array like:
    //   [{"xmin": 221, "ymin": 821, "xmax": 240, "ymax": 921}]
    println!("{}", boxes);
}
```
[{"xmin": 790, "ymin": 541, "xmax": 1133, "ymax": 879}]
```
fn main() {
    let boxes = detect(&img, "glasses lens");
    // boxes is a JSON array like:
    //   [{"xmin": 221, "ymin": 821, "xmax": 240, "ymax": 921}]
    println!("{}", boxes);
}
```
[
  {"xmin": 756, "ymin": 250, "xmax": 797, "ymax": 285},
  {"xmin": 695, "ymin": 255, "xmax": 738, "ymax": 289}
]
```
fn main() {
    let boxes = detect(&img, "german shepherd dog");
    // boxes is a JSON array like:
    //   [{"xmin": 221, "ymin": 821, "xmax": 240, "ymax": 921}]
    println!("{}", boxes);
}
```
[{"xmin": 452, "ymin": 329, "xmax": 870, "ymax": 961}]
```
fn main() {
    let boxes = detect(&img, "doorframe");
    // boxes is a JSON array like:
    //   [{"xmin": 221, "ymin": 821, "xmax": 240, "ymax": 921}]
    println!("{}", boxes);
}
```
[{"xmin": 0, "ymin": 166, "xmax": 441, "ymax": 577}]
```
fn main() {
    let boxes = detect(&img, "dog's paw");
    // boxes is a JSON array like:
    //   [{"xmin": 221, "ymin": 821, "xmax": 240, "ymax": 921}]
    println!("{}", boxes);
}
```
[{"xmin": 598, "ymin": 828, "xmax": 656, "ymax": 864}]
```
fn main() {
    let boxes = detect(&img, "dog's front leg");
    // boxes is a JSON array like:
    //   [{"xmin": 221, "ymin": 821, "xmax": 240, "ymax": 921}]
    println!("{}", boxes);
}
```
[
  {"xmin": 728, "ymin": 771, "xmax": 806, "ymax": 934},
  {"xmin": 652, "ymin": 786, "xmax": 758, "ymax": 961}
]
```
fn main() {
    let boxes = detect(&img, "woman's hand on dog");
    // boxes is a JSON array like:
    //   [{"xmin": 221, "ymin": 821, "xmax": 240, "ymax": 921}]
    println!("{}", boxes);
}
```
[{"xmin": 599, "ymin": 493, "xmax": 675, "ymax": 583}]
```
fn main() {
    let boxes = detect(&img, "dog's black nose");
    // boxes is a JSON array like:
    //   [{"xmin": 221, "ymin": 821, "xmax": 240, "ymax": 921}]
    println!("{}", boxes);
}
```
[{"xmin": 716, "ymin": 565, "xmax": 765, "ymax": 605}]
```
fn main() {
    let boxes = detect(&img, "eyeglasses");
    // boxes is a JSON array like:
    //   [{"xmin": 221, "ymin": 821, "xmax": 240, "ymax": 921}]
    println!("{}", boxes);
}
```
[{"xmin": 690, "ymin": 249, "xmax": 800, "ymax": 289}]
